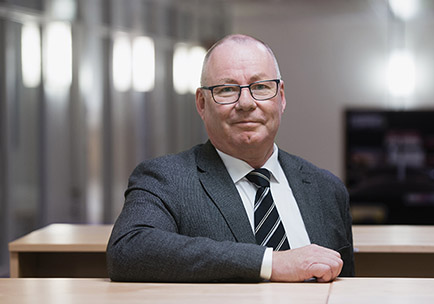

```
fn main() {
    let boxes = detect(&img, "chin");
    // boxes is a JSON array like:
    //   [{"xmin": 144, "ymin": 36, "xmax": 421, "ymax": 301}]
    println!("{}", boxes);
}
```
[{"xmin": 235, "ymin": 134, "xmax": 267, "ymax": 147}]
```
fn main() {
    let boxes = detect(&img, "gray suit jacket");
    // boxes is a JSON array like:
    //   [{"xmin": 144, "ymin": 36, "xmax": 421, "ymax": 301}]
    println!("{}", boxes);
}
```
[{"xmin": 107, "ymin": 141, "xmax": 354, "ymax": 282}]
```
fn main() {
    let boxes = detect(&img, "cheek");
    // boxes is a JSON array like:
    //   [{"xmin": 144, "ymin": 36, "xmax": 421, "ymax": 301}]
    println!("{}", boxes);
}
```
[
  {"xmin": 263, "ymin": 104, "xmax": 281, "ymax": 120},
  {"xmin": 203, "ymin": 107, "xmax": 225, "ymax": 132},
  {"xmin": 206, "ymin": 105, "xmax": 231, "ymax": 123}
]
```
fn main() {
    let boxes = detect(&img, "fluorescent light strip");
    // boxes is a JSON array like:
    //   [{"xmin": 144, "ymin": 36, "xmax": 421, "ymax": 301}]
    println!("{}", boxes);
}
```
[
  {"xmin": 132, "ymin": 36, "xmax": 155, "ymax": 92},
  {"xmin": 21, "ymin": 22, "xmax": 41, "ymax": 88},
  {"xmin": 44, "ymin": 22, "xmax": 72, "ymax": 90}
]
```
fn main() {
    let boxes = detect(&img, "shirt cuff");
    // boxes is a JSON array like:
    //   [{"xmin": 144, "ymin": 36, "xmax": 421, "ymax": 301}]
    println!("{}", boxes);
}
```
[{"xmin": 259, "ymin": 247, "xmax": 273, "ymax": 280}]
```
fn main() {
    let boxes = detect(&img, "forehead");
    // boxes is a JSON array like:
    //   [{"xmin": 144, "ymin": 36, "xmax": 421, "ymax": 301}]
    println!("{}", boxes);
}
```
[{"xmin": 205, "ymin": 40, "xmax": 277, "ymax": 83}]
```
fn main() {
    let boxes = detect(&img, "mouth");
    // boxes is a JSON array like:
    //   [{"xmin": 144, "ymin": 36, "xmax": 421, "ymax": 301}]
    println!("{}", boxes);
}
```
[
  {"xmin": 233, "ymin": 118, "xmax": 262, "ymax": 124},
  {"xmin": 233, "ymin": 120, "xmax": 262, "ymax": 128}
]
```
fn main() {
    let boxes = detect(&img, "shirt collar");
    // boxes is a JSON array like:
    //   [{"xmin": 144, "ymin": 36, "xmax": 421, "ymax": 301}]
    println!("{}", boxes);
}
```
[{"xmin": 216, "ymin": 144, "xmax": 282, "ymax": 184}]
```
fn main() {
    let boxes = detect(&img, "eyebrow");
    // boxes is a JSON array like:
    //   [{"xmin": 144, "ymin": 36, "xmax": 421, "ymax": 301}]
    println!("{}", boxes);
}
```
[{"xmin": 217, "ymin": 74, "xmax": 271, "ymax": 85}]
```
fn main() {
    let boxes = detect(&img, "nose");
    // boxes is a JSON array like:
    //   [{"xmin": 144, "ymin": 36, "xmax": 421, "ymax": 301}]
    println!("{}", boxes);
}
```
[{"xmin": 235, "ymin": 87, "xmax": 256, "ymax": 111}]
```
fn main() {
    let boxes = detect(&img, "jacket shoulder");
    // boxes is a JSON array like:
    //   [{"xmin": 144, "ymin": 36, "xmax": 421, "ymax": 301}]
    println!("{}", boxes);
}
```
[
  {"xmin": 278, "ymin": 149, "xmax": 345, "ymax": 187},
  {"xmin": 126, "ymin": 144, "xmax": 203, "ymax": 194}
]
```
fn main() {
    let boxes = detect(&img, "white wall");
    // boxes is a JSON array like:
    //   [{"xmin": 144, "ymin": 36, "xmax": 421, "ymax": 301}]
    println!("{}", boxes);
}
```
[{"xmin": 231, "ymin": 1, "xmax": 434, "ymax": 179}]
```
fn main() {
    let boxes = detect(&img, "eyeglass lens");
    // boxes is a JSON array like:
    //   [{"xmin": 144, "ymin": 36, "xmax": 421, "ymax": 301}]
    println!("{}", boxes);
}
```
[{"xmin": 212, "ymin": 80, "xmax": 278, "ymax": 104}]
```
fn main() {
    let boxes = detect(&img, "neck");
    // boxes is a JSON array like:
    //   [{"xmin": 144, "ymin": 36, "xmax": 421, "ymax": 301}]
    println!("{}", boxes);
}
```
[{"xmin": 219, "ymin": 143, "xmax": 275, "ymax": 169}]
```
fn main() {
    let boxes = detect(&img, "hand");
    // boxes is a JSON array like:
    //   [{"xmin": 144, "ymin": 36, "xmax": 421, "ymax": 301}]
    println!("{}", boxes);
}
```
[{"xmin": 270, "ymin": 244, "xmax": 343, "ymax": 282}]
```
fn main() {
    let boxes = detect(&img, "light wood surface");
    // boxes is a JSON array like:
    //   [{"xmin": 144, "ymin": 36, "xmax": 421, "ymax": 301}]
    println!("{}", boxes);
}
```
[
  {"xmin": 329, "ymin": 278, "xmax": 434, "ymax": 304},
  {"xmin": 9, "ymin": 224, "xmax": 112, "ymax": 278},
  {"xmin": 0, "ymin": 278, "xmax": 331, "ymax": 304},
  {"xmin": 1, "ymin": 278, "xmax": 434, "ymax": 304},
  {"xmin": 352, "ymin": 225, "xmax": 434, "ymax": 253},
  {"xmin": 352, "ymin": 225, "xmax": 434, "ymax": 277},
  {"xmin": 8, "ymin": 224, "xmax": 112, "ymax": 252}
]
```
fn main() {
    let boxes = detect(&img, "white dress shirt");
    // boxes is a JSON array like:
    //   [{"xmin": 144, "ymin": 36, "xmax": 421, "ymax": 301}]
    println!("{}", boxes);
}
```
[{"xmin": 216, "ymin": 144, "xmax": 311, "ymax": 280}]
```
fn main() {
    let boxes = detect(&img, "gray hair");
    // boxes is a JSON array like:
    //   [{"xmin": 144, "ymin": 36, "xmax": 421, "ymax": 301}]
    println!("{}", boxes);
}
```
[{"xmin": 200, "ymin": 34, "xmax": 281, "ymax": 86}]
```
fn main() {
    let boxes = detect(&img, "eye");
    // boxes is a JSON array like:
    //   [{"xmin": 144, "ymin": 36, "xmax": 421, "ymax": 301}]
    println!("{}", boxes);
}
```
[
  {"xmin": 213, "ymin": 85, "xmax": 239, "ymax": 96},
  {"xmin": 250, "ymin": 81, "xmax": 278, "ymax": 100},
  {"xmin": 251, "ymin": 83, "xmax": 271, "ymax": 91}
]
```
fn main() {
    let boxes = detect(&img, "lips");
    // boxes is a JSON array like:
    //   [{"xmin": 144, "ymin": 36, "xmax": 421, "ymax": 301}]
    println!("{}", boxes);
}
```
[
  {"xmin": 234, "ymin": 120, "xmax": 259, "ymax": 125},
  {"xmin": 232, "ymin": 120, "xmax": 262, "ymax": 128},
  {"xmin": 232, "ymin": 117, "xmax": 263, "ymax": 124}
]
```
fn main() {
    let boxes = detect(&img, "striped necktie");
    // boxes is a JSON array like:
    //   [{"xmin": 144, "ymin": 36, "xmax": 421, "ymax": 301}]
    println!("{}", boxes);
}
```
[{"xmin": 246, "ymin": 168, "xmax": 290, "ymax": 251}]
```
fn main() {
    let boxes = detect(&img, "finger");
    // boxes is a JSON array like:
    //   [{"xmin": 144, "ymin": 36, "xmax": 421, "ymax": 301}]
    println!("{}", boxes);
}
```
[
  {"xmin": 308, "ymin": 263, "xmax": 335, "ymax": 282},
  {"xmin": 321, "ymin": 255, "xmax": 343, "ymax": 278},
  {"xmin": 307, "ymin": 257, "xmax": 343, "ymax": 282},
  {"xmin": 316, "ymin": 245, "xmax": 342, "ymax": 259},
  {"xmin": 310, "ymin": 252, "xmax": 342, "ymax": 269},
  {"xmin": 307, "ymin": 244, "xmax": 341, "ymax": 259}
]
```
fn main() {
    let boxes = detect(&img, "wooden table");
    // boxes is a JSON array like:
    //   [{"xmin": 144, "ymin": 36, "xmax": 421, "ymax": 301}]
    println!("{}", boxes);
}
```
[
  {"xmin": 328, "ymin": 277, "xmax": 434, "ymax": 303},
  {"xmin": 8, "ymin": 224, "xmax": 112, "ymax": 278},
  {"xmin": 1, "ymin": 278, "xmax": 434, "ymax": 304},
  {"xmin": 0, "ymin": 278, "xmax": 331, "ymax": 303},
  {"xmin": 8, "ymin": 224, "xmax": 434, "ymax": 278},
  {"xmin": 352, "ymin": 225, "xmax": 434, "ymax": 277}
]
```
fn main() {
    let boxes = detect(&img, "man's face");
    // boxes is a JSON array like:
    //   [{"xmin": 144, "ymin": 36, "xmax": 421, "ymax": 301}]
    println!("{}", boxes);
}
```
[{"xmin": 196, "ymin": 40, "xmax": 286, "ymax": 160}]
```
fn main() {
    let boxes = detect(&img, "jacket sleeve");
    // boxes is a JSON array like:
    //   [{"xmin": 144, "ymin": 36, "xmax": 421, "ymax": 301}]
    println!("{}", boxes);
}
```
[
  {"xmin": 106, "ymin": 161, "xmax": 266, "ymax": 283},
  {"xmin": 336, "ymin": 179, "xmax": 355, "ymax": 277}
]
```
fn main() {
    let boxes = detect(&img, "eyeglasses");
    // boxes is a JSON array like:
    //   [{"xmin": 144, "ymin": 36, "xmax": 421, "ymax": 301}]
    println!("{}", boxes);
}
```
[{"xmin": 200, "ymin": 79, "xmax": 281, "ymax": 105}]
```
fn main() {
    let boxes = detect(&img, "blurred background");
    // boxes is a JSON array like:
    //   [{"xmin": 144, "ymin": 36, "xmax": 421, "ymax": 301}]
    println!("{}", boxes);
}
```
[{"xmin": 1, "ymin": 0, "xmax": 434, "ymax": 276}]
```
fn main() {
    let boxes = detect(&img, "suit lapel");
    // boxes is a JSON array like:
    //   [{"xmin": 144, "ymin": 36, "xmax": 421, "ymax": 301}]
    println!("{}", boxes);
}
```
[
  {"xmin": 196, "ymin": 141, "xmax": 256, "ymax": 244},
  {"xmin": 278, "ymin": 151, "xmax": 328, "ymax": 246},
  {"xmin": 195, "ymin": 143, "xmax": 329, "ymax": 247}
]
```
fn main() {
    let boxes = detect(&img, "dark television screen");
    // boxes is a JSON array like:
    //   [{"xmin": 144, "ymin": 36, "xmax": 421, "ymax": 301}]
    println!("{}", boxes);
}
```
[{"xmin": 345, "ymin": 109, "xmax": 434, "ymax": 224}]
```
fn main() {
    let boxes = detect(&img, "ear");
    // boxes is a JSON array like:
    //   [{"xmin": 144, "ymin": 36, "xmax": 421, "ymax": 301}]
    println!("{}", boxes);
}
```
[
  {"xmin": 279, "ymin": 80, "xmax": 286, "ymax": 114},
  {"xmin": 195, "ymin": 88, "xmax": 206, "ymax": 120}
]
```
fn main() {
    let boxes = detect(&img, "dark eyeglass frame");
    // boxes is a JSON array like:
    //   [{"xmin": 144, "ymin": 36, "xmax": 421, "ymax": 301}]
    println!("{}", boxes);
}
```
[{"xmin": 200, "ymin": 79, "xmax": 281, "ymax": 105}]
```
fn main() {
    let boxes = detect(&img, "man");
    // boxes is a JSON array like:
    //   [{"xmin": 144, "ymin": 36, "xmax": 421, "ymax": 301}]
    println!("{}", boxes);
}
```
[{"xmin": 107, "ymin": 34, "xmax": 354, "ymax": 282}]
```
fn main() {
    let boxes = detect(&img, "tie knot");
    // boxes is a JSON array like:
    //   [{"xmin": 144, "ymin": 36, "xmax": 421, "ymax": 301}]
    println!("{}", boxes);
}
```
[{"xmin": 246, "ymin": 168, "xmax": 271, "ymax": 188}]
